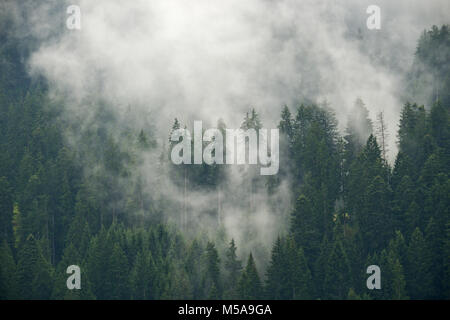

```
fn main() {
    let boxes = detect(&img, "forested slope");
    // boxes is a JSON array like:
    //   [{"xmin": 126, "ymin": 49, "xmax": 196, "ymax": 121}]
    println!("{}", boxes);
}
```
[{"xmin": 0, "ymin": 20, "xmax": 449, "ymax": 300}]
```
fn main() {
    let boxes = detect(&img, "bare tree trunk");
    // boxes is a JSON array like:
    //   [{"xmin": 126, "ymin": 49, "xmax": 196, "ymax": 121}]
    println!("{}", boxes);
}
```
[
  {"xmin": 249, "ymin": 169, "xmax": 254, "ymax": 212},
  {"xmin": 184, "ymin": 166, "xmax": 187, "ymax": 230},
  {"xmin": 434, "ymin": 72, "xmax": 439, "ymax": 103},
  {"xmin": 376, "ymin": 111, "xmax": 389, "ymax": 163},
  {"xmin": 52, "ymin": 213, "xmax": 55, "ymax": 265},
  {"xmin": 217, "ymin": 185, "xmax": 220, "ymax": 225}
]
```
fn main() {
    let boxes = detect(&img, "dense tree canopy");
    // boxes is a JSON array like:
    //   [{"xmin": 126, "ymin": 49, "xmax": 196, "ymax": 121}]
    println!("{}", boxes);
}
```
[{"xmin": 0, "ymin": 19, "xmax": 449, "ymax": 300}]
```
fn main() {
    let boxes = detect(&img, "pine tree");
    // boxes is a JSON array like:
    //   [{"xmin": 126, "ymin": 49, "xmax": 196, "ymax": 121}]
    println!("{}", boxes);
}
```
[
  {"xmin": 429, "ymin": 101, "xmax": 449, "ymax": 150},
  {"xmin": 424, "ymin": 217, "xmax": 443, "ymax": 299},
  {"xmin": 66, "ymin": 212, "xmax": 91, "ymax": 260},
  {"xmin": 286, "ymin": 238, "xmax": 312, "ymax": 299},
  {"xmin": 265, "ymin": 237, "xmax": 286, "ymax": 299},
  {"xmin": 363, "ymin": 175, "xmax": 392, "ymax": 253},
  {"xmin": 107, "ymin": 243, "xmax": 130, "ymax": 299},
  {"xmin": 130, "ymin": 250, "xmax": 155, "ymax": 299},
  {"xmin": 380, "ymin": 248, "xmax": 408, "ymax": 300},
  {"xmin": 391, "ymin": 152, "xmax": 414, "ymax": 190},
  {"xmin": 407, "ymin": 228, "xmax": 433, "ymax": 299},
  {"xmin": 16, "ymin": 234, "xmax": 53, "ymax": 299},
  {"xmin": 405, "ymin": 201, "xmax": 420, "ymax": 236},
  {"xmin": 291, "ymin": 194, "xmax": 320, "ymax": 262},
  {"xmin": 389, "ymin": 256, "xmax": 408, "ymax": 300},
  {"xmin": 313, "ymin": 235, "xmax": 331, "ymax": 298},
  {"xmin": 185, "ymin": 240, "xmax": 203, "ymax": 299},
  {"xmin": 0, "ymin": 177, "xmax": 14, "ymax": 248},
  {"xmin": 203, "ymin": 242, "xmax": 221, "ymax": 299},
  {"xmin": 392, "ymin": 175, "xmax": 415, "ymax": 234},
  {"xmin": 388, "ymin": 231, "xmax": 408, "ymax": 268},
  {"xmin": 0, "ymin": 240, "xmax": 18, "ymax": 299},
  {"xmin": 346, "ymin": 135, "xmax": 386, "ymax": 238},
  {"xmin": 86, "ymin": 228, "xmax": 112, "ymax": 299},
  {"xmin": 31, "ymin": 258, "xmax": 54, "ymax": 300},
  {"xmin": 345, "ymin": 98, "xmax": 373, "ymax": 154},
  {"xmin": 398, "ymin": 103, "xmax": 428, "ymax": 169},
  {"xmin": 165, "ymin": 264, "xmax": 193, "ymax": 299},
  {"xmin": 444, "ymin": 221, "xmax": 450, "ymax": 299},
  {"xmin": 279, "ymin": 105, "xmax": 293, "ymax": 140},
  {"xmin": 238, "ymin": 253, "xmax": 262, "ymax": 300},
  {"xmin": 322, "ymin": 239, "xmax": 351, "ymax": 299},
  {"xmin": 223, "ymin": 239, "xmax": 242, "ymax": 299},
  {"xmin": 51, "ymin": 243, "xmax": 94, "ymax": 300},
  {"xmin": 277, "ymin": 105, "xmax": 294, "ymax": 181}
]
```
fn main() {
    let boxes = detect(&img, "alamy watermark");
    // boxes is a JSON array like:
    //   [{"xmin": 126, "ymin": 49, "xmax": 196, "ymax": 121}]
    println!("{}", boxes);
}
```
[
  {"xmin": 65, "ymin": 4, "xmax": 380, "ymax": 31},
  {"xmin": 366, "ymin": 265, "xmax": 381, "ymax": 290},
  {"xmin": 66, "ymin": 5, "xmax": 81, "ymax": 30},
  {"xmin": 66, "ymin": 265, "xmax": 81, "ymax": 290},
  {"xmin": 170, "ymin": 121, "xmax": 279, "ymax": 175},
  {"xmin": 366, "ymin": 5, "xmax": 381, "ymax": 30}
]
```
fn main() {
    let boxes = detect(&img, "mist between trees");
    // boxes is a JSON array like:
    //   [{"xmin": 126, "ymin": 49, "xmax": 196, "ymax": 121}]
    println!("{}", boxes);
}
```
[{"xmin": 0, "ymin": 1, "xmax": 449, "ymax": 300}]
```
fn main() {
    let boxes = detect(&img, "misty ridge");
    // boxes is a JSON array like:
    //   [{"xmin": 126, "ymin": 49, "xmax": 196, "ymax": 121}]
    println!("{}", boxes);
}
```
[{"xmin": 0, "ymin": 0, "xmax": 449, "ymax": 300}]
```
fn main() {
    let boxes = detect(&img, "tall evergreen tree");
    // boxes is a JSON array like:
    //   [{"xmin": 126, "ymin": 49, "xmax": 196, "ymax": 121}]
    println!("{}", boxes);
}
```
[
  {"xmin": 223, "ymin": 239, "xmax": 242, "ymax": 299},
  {"xmin": 407, "ymin": 228, "xmax": 433, "ymax": 299},
  {"xmin": 0, "ymin": 240, "xmax": 17, "ymax": 299},
  {"xmin": 203, "ymin": 242, "xmax": 221, "ymax": 299},
  {"xmin": 16, "ymin": 234, "xmax": 53, "ymax": 299},
  {"xmin": 238, "ymin": 253, "xmax": 262, "ymax": 300}
]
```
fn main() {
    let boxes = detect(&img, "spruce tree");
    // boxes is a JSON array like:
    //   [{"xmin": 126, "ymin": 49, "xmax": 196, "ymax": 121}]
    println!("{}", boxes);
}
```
[
  {"xmin": 407, "ymin": 228, "xmax": 433, "ymax": 299},
  {"xmin": 265, "ymin": 237, "xmax": 285, "ymax": 299},
  {"xmin": 0, "ymin": 240, "xmax": 18, "ymax": 299},
  {"xmin": 16, "ymin": 234, "xmax": 53, "ymax": 299},
  {"xmin": 238, "ymin": 253, "xmax": 262, "ymax": 300},
  {"xmin": 223, "ymin": 239, "xmax": 242, "ymax": 299},
  {"xmin": 203, "ymin": 242, "xmax": 221, "ymax": 299}
]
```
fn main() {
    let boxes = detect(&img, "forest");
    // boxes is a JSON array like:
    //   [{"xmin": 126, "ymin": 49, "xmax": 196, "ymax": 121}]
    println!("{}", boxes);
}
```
[{"xmin": 0, "ymin": 2, "xmax": 449, "ymax": 301}]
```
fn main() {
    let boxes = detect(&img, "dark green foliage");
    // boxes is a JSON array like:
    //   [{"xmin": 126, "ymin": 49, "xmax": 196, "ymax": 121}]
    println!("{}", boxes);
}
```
[
  {"xmin": 203, "ymin": 242, "xmax": 222, "ymax": 299},
  {"xmin": 322, "ymin": 239, "xmax": 352, "ymax": 299},
  {"xmin": 238, "ymin": 253, "xmax": 262, "ymax": 300},
  {"xmin": 0, "ymin": 177, "xmax": 14, "ymax": 248},
  {"xmin": 406, "ymin": 228, "xmax": 433, "ymax": 299},
  {"xmin": 130, "ymin": 251, "xmax": 155, "ymax": 299},
  {"xmin": 266, "ymin": 237, "xmax": 312, "ymax": 299},
  {"xmin": 0, "ymin": 241, "xmax": 18, "ymax": 299},
  {"xmin": 0, "ymin": 18, "xmax": 448, "ymax": 300},
  {"xmin": 408, "ymin": 25, "xmax": 450, "ymax": 107},
  {"xmin": 16, "ymin": 234, "xmax": 54, "ymax": 299},
  {"xmin": 223, "ymin": 239, "xmax": 242, "ymax": 299},
  {"xmin": 291, "ymin": 194, "xmax": 320, "ymax": 262}
]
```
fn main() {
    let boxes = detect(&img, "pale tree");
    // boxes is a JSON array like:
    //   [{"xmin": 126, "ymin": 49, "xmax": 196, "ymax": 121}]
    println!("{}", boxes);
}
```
[{"xmin": 375, "ymin": 111, "xmax": 389, "ymax": 163}]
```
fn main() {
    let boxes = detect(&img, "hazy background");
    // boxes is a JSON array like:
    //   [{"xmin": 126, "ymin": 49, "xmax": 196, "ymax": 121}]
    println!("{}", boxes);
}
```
[
  {"xmin": 4, "ymin": 0, "xmax": 449, "ymax": 264},
  {"xmin": 21, "ymin": 0, "xmax": 449, "ymax": 156}
]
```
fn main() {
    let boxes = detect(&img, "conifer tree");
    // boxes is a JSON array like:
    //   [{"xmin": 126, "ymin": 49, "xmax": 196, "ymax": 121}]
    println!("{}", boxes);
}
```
[
  {"xmin": 203, "ymin": 242, "xmax": 221, "ymax": 299},
  {"xmin": 265, "ymin": 237, "xmax": 287, "ymax": 299},
  {"xmin": 363, "ymin": 175, "xmax": 392, "ymax": 253},
  {"xmin": 323, "ymin": 239, "xmax": 351, "ymax": 299},
  {"xmin": 223, "ymin": 239, "xmax": 242, "ymax": 299},
  {"xmin": 285, "ymin": 237, "xmax": 312, "ymax": 299},
  {"xmin": 107, "ymin": 243, "xmax": 130, "ymax": 299},
  {"xmin": 16, "ymin": 234, "xmax": 53, "ymax": 299},
  {"xmin": 407, "ymin": 228, "xmax": 433, "ymax": 299},
  {"xmin": 291, "ymin": 194, "xmax": 320, "ymax": 262},
  {"xmin": 238, "ymin": 253, "xmax": 262, "ymax": 300},
  {"xmin": 0, "ymin": 177, "xmax": 14, "ymax": 248},
  {"xmin": 0, "ymin": 240, "xmax": 18, "ymax": 299}
]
